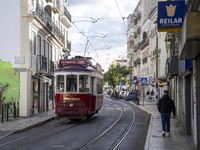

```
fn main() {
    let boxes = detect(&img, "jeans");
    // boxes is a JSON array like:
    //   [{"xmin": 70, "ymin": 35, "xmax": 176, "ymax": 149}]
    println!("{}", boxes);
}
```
[{"xmin": 161, "ymin": 113, "xmax": 171, "ymax": 132}]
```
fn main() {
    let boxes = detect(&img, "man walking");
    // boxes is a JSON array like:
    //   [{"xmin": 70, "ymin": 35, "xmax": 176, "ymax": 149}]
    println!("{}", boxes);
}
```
[{"xmin": 157, "ymin": 90, "xmax": 176, "ymax": 137}]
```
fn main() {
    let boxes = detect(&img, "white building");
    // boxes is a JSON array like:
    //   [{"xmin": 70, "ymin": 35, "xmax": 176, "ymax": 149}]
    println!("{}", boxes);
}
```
[
  {"xmin": 20, "ymin": 0, "xmax": 71, "ymax": 116},
  {"xmin": 127, "ymin": 0, "xmax": 167, "ymax": 97}
]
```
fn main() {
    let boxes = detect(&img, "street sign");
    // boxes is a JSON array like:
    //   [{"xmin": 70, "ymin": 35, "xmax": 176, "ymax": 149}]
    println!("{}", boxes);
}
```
[{"xmin": 140, "ymin": 77, "xmax": 148, "ymax": 85}]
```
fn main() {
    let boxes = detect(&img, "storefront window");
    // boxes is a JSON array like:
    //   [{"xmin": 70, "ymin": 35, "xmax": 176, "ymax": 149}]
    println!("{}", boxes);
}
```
[
  {"xmin": 66, "ymin": 75, "xmax": 77, "ymax": 92},
  {"xmin": 79, "ymin": 75, "xmax": 89, "ymax": 92}
]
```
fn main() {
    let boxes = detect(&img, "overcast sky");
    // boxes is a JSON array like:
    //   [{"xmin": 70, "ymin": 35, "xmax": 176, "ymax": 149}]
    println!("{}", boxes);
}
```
[
  {"xmin": 68, "ymin": 0, "xmax": 139, "ymax": 71},
  {"xmin": 0, "ymin": 0, "xmax": 139, "ymax": 71}
]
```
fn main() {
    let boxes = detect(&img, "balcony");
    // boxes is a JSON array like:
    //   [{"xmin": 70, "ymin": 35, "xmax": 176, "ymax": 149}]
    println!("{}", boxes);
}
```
[
  {"xmin": 134, "ymin": 32, "xmax": 138, "ymax": 38},
  {"xmin": 49, "ymin": 60, "xmax": 54, "ymax": 75},
  {"xmin": 134, "ymin": 60, "xmax": 137, "ymax": 66},
  {"xmin": 127, "ymin": 41, "xmax": 135, "ymax": 49},
  {"xmin": 136, "ymin": 57, "xmax": 141, "ymax": 64},
  {"xmin": 52, "ymin": 0, "xmax": 60, "ymax": 13},
  {"xmin": 37, "ymin": 55, "xmax": 47, "ymax": 73},
  {"xmin": 137, "ymin": 26, "xmax": 141, "ymax": 34},
  {"xmin": 127, "ymin": 35, "xmax": 134, "ymax": 42},
  {"xmin": 52, "ymin": 22, "xmax": 65, "ymax": 44},
  {"xmin": 134, "ymin": 44, "xmax": 138, "ymax": 52},
  {"xmin": 137, "ymin": 12, "xmax": 142, "ymax": 20},
  {"xmin": 60, "ymin": 6, "xmax": 72, "ymax": 28},
  {"xmin": 134, "ymin": 17, "xmax": 138, "ymax": 25},
  {"xmin": 138, "ymin": 38, "xmax": 149, "ymax": 50},
  {"xmin": 37, "ymin": 55, "xmax": 54, "ymax": 75},
  {"xmin": 142, "ymin": 57, "xmax": 148, "ymax": 64}
]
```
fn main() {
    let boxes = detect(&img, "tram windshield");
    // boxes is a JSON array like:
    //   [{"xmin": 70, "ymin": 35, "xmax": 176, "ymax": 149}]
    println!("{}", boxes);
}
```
[
  {"xmin": 79, "ymin": 75, "xmax": 89, "ymax": 92},
  {"xmin": 66, "ymin": 75, "xmax": 77, "ymax": 92}
]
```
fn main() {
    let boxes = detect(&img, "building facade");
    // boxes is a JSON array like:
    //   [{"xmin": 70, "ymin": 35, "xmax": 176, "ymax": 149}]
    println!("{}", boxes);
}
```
[
  {"xmin": 20, "ymin": 0, "xmax": 71, "ymax": 116},
  {"xmin": 179, "ymin": 0, "xmax": 200, "ymax": 149},
  {"xmin": 127, "ymin": 0, "xmax": 167, "ymax": 98}
]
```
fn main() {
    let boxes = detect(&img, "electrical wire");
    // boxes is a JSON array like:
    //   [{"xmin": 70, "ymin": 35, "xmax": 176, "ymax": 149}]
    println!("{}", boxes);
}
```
[{"xmin": 114, "ymin": 0, "xmax": 128, "ymax": 35}]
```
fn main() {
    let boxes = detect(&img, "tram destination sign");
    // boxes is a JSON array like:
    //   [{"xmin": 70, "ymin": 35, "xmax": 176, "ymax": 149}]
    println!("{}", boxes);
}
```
[{"xmin": 60, "ymin": 59, "xmax": 87, "ymax": 66}]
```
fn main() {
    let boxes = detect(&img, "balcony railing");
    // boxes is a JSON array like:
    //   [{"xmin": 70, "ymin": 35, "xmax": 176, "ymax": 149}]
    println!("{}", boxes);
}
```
[
  {"xmin": 28, "ymin": 1, "xmax": 65, "ymax": 45},
  {"xmin": 37, "ymin": 55, "xmax": 47, "ymax": 73},
  {"xmin": 142, "ymin": 57, "xmax": 148, "ymax": 64},
  {"xmin": 36, "ymin": 55, "xmax": 54, "ymax": 75},
  {"xmin": 134, "ymin": 44, "xmax": 138, "ymax": 52},
  {"xmin": 138, "ymin": 38, "xmax": 149, "ymax": 50},
  {"xmin": 52, "ymin": 0, "xmax": 59, "ymax": 13},
  {"xmin": 136, "ymin": 57, "xmax": 141, "ymax": 64},
  {"xmin": 134, "ymin": 32, "xmax": 138, "ymax": 38},
  {"xmin": 49, "ymin": 60, "xmax": 54, "ymax": 75},
  {"xmin": 52, "ymin": 22, "xmax": 65, "ymax": 43},
  {"xmin": 137, "ymin": 26, "xmax": 141, "ymax": 34}
]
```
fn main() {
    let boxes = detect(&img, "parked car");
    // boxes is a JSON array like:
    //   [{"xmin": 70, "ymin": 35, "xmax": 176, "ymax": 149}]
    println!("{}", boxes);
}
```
[
  {"xmin": 123, "ymin": 91, "xmax": 129, "ymax": 100},
  {"xmin": 125, "ymin": 91, "xmax": 139, "ymax": 101},
  {"xmin": 119, "ymin": 91, "xmax": 126, "ymax": 99}
]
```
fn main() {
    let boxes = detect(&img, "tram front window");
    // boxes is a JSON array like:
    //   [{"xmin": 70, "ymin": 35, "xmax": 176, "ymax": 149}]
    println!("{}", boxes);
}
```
[
  {"xmin": 56, "ymin": 75, "xmax": 64, "ymax": 92},
  {"xmin": 66, "ymin": 75, "xmax": 77, "ymax": 92},
  {"xmin": 79, "ymin": 75, "xmax": 89, "ymax": 92}
]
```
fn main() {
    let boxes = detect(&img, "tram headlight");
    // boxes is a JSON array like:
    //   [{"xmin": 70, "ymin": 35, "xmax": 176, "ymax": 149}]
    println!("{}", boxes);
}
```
[{"xmin": 69, "ymin": 103, "xmax": 74, "ymax": 107}]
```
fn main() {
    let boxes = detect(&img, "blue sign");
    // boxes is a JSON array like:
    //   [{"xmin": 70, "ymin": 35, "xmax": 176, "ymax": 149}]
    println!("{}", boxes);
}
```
[
  {"xmin": 158, "ymin": 1, "xmax": 185, "ymax": 32},
  {"xmin": 132, "ymin": 80, "xmax": 136, "ymax": 85},
  {"xmin": 133, "ymin": 76, "xmax": 137, "ymax": 80},
  {"xmin": 140, "ymin": 77, "xmax": 148, "ymax": 85},
  {"xmin": 119, "ymin": 81, "xmax": 125, "ymax": 86}
]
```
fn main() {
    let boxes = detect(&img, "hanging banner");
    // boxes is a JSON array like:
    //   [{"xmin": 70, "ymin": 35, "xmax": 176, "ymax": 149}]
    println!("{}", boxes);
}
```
[{"xmin": 158, "ymin": 1, "xmax": 185, "ymax": 32}]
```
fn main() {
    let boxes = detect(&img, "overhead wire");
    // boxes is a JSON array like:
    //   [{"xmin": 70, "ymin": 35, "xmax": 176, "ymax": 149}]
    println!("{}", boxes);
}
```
[{"xmin": 114, "ymin": 0, "xmax": 128, "ymax": 35}]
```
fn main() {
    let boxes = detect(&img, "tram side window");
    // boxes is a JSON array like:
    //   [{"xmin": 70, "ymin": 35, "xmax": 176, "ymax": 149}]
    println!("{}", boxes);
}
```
[
  {"xmin": 97, "ymin": 78, "xmax": 103, "ymax": 94},
  {"xmin": 66, "ymin": 75, "xmax": 77, "ymax": 92},
  {"xmin": 56, "ymin": 75, "xmax": 64, "ymax": 92},
  {"xmin": 79, "ymin": 75, "xmax": 89, "ymax": 92}
]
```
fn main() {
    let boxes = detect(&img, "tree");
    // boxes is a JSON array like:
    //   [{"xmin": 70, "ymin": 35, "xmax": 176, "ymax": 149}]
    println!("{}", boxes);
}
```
[
  {"xmin": 104, "ymin": 63, "xmax": 130, "ymax": 89},
  {"xmin": 0, "ymin": 59, "xmax": 19, "ymax": 103}
]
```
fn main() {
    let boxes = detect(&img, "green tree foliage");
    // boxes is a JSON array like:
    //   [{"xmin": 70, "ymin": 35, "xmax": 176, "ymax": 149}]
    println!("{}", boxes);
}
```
[
  {"xmin": 0, "ymin": 59, "xmax": 19, "ymax": 102},
  {"xmin": 104, "ymin": 63, "xmax": 130, "ymax": 88}
]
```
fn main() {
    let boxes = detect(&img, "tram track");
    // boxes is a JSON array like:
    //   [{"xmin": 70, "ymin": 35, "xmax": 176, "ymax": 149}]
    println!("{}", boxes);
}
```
[
  {"xmin": 0, "ymin": 119, "xmax": 82, "ymax": 150},
  {"xmin": 79, "ymin": 98, "xmax": 136, "ymax": 150}
]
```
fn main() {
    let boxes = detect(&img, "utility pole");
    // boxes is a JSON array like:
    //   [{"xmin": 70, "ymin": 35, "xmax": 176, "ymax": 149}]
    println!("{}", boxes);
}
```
[
  {"xmin": 156, "ymin": 32, "xmax": 159, "ymax": 100},
  {"xmin": 129, "ymin": 54, "xmax": 133, "ymax": 91}
]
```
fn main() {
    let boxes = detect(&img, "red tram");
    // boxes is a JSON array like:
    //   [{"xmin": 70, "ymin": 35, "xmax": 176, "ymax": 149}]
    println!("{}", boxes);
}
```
[{"xmin": 54, "ymin": 56, "xmax": 103, "ymax": 120}]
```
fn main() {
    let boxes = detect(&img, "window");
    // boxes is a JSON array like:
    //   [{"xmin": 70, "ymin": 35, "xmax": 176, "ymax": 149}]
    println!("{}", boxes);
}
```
[
  {"xmin": 37, "ymin": 35, "xmax": 41, "ymax": 55},
  {"xmin": 47, "ymin": 43, "xmax": 49, "ymax": 60},
  {"xmin": 56, "ymin": 75, "xmax": 64, "ymax": 92},
  {"xmin": 42, "ymin": 39, "xmax": 45, "ymax": 56},
  {"xmin": 49, "ymin": 46, "xmax": 52, "ymax": 61},
  {"xmin": 66, "ymin": 75, "xmax": 77, "ymax": 92},
  {"xmin": 97, "ymin": 78, "xmax": 103, "ymax": 94},
  {"xmin": 32, "ymin": 31, "xmax": 36, "ymax": 55},
  {"xmin": 79, "ymin": 75, "xmax": 89, "ymax": 92}
]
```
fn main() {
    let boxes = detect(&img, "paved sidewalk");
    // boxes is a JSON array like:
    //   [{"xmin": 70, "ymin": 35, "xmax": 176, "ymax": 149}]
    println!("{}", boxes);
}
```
[
  {"xmin": 134, "ymin": 98, "xmax": 193, "ymax": 150},
  {"xmin": 0, "ymin": 110, "xmax": 56, "ymax": 138}
]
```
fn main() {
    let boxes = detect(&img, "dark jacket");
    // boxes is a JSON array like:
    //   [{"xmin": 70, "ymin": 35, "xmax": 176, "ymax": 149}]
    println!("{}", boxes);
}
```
[{"xmin": 157, "ymin": 95, "xmax": 176, "ymax": 115}]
